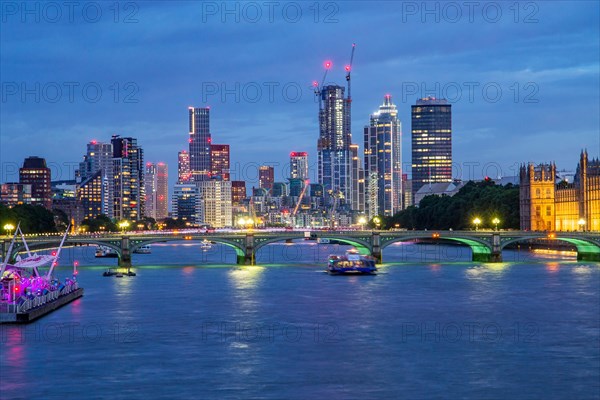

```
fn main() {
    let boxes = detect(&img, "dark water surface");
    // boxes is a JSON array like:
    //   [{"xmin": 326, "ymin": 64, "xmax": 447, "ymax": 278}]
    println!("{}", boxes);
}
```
[{"xmin": 1, "ymin": 242, "xmax": 599, "ymax": 399}]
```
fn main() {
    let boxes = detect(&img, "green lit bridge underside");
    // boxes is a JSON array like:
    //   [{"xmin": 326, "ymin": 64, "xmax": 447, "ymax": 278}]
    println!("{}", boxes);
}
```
[{"xmin": 2, "ymin": 231, "xmax": 598, "ymax": 266}]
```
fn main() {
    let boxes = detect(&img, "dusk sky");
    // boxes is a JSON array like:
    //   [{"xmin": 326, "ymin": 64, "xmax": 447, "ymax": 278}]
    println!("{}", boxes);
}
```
[{"xmin": 1, "ymin": 1, "xmax": 599, "ymax": 192}]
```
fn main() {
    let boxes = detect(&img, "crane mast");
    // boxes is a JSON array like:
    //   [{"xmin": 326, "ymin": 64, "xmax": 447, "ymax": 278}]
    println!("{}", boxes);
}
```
[{"xmin": 345, "ymin": 43, "xmax": 356, "ymax": 102}]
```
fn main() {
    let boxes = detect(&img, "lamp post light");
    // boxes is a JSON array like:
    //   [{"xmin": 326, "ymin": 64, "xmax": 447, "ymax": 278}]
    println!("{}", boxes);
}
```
[
  {"xmin": 373, "ymin": 217, "xmax": 381, "ymax": 230},
  {"xmin": 358, "ymin": 216, "xmax": 367, "ymax": 231},
  {"xmin": 492, "ymin": 218, "xmax": 500, "ymax": 231},
  {"xmin": 118, "ymin": 220, "xmax": 130, "ymax": 233},
  {"xmin": 578, "ymin": 218, "xmax": 586, "ymax": 232},
  {"xmin": 473, "ymin": 217, "xmax": 481, "ymax": 231},
  {"xmin": 4, "ymin": 223, "xmax": 15, "ymax": 237}
]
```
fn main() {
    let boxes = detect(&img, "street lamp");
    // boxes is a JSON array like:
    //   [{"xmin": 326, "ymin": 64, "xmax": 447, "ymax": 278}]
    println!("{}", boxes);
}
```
[
  {"xmin": 492, "ymin": 218, "xmax": 500, "ymax": 231},
  {"xmin": 118, "ymin": 220, "xmax": 130, "ymax": 233},
  {"xmin": 578, "ymin": 218, "xmax": 586, "ymax": 232},
  {"xmin": 473, "ymin": 217, "xmax": 481, "ymax": 231},
  {"xmin": 358, "ymin": 216, "xmax": 367, "ymax": 230},
  {"xmin": 3, "ymin": 223, "xmax": 15, "ymax": 237},
  {"xmin": 373, "ymin": 217, "xmax": 381, "ymax": 230}
]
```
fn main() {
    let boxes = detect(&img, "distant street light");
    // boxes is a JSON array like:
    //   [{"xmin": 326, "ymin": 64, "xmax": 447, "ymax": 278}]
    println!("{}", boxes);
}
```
[
  {"xmin": 358, "ymin": 216, "xmax": 367, "ymax": 230},
  {"xmin": 578, "ymin": 218, "xmax": 586, "ymax": 232},
  {"xmin": 492, "ymin": 218, "xmax": 500, "ymax": 231},
  {"xmin": 3, "ymin": 223, "xmax": 15, "ymax": 237},
  {"xmin": 473, "ymin": 218, "xmax": 481, "ymax": 231}
]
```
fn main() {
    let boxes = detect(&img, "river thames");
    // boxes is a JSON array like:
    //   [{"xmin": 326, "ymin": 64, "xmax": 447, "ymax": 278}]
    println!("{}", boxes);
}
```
[{"xmin": 1, "ymin": 241, "xmax": 599, "ymax": 399}]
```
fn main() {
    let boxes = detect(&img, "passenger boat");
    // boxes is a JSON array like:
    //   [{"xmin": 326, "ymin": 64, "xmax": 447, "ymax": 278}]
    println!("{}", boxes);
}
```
[
  {"xmin": 133, "ymin": 245, "xmax": 151, "ymax": 254},
  {"xmin": 1, "ymin": 223, "xmax": 83, "ymax": 323},
  {"xmin": 95, "ymin": 246, "xmax": 118, "ymax": 258},
  {"xmin": 327, "ymin": 249, "xmax": 377, "ymax": 275},
  {"xmin": 200, "ymin": 239, "xmax": 212, "ymax": 251}
]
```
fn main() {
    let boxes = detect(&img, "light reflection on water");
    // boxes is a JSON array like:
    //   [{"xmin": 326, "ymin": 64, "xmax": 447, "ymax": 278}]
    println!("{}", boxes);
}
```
[{"xmin": 0, "ymin": 243, "xmax": 598, "ymax": 399}]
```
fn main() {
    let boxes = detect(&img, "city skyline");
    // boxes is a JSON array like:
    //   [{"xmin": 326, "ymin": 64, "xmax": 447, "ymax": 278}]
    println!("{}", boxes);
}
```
[{"xmin": 2, "ymin": 2, "xmax": 598, "ymax": 194}]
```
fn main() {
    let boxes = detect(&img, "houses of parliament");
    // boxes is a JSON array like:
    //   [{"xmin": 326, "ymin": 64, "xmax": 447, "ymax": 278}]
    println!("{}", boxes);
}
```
[{"xmin": 520, "ymin": 150, "xmax": 600, "ymax": 232}]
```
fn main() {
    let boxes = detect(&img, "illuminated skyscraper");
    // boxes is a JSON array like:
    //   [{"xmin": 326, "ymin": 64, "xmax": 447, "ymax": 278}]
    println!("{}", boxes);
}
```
[
  {"xmin": 76, "ymin": 140, "xmax": 113, "ymax": 216},
  {"xmin": 210, "ymin": 144, "xmax": 230, "ymax": 180},
  {"xmin": 290, "ymin": 152, "xmax": 309, "ymax": 180},
  {"xmin": 178, "ymin": 150, "xmax": 191, "ymax": 183},
  {"xmin": 78, "ymin": 170, "xmax": 103, "ymax": 220},
  {"xmin": 111, "ymin": 135, "xmax": 144, "ymax": 221},
  {"xmin": 350, "ymin": 144, "xmax": 365, "ymax": 213},
  {"xmin": 411, "ymin": 97, "xmax": 452, "ymax": 198},
  {"xmin": 317, "ymin": 85, "xmax": 353, "ymax": 208},
  {"xmin": 145, "ymin": 162, "xmax": 168, "ymax": 220},
  {"xmin": 196, "ymin": 180, "xmax": 232, "ymax": 228},
  {"xmin": 145, "ymin": 163, "xmax": 157, "ymax": 219},
  {"xmin": 156, "ymin": 163, "xmax": 168, "ymax": 220},
  {"xmin": 364, "ymin": 95, "xmax": 402, "ymax": 216},
  {"xmin": 231, "ymin": 181, "xmax": 247, "ymax": 205},
  {"xmin": 19, "ymin": 156, "xmax": 51, "ymax": 209},
  {"xmin": 259, "ymin": 166, "xmax": 275, "ymax": 191},
  {"xmin": 188, "ymin": 107, "xmax": 211, "ymax": 182}
]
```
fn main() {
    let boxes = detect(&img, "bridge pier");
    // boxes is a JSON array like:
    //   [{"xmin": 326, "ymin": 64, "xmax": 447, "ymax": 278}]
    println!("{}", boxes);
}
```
[
  {"xmin": 491, "ymin": 233, "xmax": 502, "ymax": 262},
  {"xmin": 119, "ymin": 236, "xmax": 132, "ymax": 268},
  {"xmin": 1, "ymin": 240, "xmax": 7, "ymax": 263},
  {"xmin": 371, "ymin": 232, "xmax": 382, "ymax": 264},
  {"xmin": 578, "ymin": 252, "xmax": 600, "ymax": 262},
  {"xmin": 238, "ymin": 233, "xmax": 255, "ymax": 265}
]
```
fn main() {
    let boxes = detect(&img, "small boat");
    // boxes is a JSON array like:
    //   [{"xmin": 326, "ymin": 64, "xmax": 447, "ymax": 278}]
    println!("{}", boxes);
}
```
[
  {"xmin": 95, "ymin": 246, "xmax": 118, "ymax": 258},
  {"xmin": 327, "ymin": 249, "xmax": 377, "ymax": 275},
  {"xmin": 133, "ymin": 245, "xmax": 151, "ymax": 254},
  {"xmin": 317, "ymin": 238, "xmax": 331, "ymax": 244},
  {"xmin": 200, "ymin": 239, "xmax": 212, "ymax": 251}
]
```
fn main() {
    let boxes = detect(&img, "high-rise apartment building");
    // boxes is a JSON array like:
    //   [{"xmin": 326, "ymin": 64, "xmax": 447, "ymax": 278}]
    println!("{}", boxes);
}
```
[
  {"xmin": 259, "ymin": 166, "xmax": 275, "ymax": 191},
  {"xmin": 196, "ymin": 180, "xmax": 232, "ymax": 228},
  {"xmin": 172, "ymin": 183, "xmax": 202, "ymax": 224},
  {"xmin": 231, "ymin": 181, "xmax": 246, "ymax": 205},
  {"xmin": 178, "ymin": 150, "xmax": 191, "ymax": 183},
  {"xmin": 111, "ymin": 135, "xmax": 144, "ymax": 221},
  {"xmin": 188, "ymin": 107, "xmax": 211, "ymax": 182},
  {"xmin": 317, "ymin": 85, "xmax": 353, "ymax": 209},
  {"xmin": 364, "ymin": 95, "xmax": 402, "ymax": 216},
  {"xmin": 76, "ymin": 140, "xmax": 113, "ymax": 216},
  {"xmin": 210, "ymin": 144, "xmax": 230, "ymax": 180},
  {"xmin": 411, "ymin": 97, "xmax": 452, "ymax": 198},
  {"xmin": 77, "ymin": 170, "xmax": 104, "ymax": 220},
  {"xmin": 19, "ymin": 156, "xmax": 51, "ymax": 209},
  {"xmin": 145, "ymin": 162, "xmax": 169, "ymax": 220},
  {"xmin": 290, "ymin": 152, "xmax": 309, "ymax": 180}
]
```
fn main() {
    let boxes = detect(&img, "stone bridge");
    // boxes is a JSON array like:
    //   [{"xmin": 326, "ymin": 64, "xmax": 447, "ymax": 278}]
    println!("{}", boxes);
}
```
[{"xmin": 2, "ymin": 230, "xmax": 599, "ymax": 267}]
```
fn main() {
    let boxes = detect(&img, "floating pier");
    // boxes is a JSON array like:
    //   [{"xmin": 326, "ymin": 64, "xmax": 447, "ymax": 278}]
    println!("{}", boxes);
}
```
[{"xmin": 1, "ymin": 287, "xmax": 83, "ymax": 324}]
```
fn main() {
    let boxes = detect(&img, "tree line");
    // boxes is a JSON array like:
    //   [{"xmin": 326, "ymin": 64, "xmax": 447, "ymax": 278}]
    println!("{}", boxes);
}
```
[{"xmin": 378, "ymin": 180, "xmax": 520, "ymax": 230}]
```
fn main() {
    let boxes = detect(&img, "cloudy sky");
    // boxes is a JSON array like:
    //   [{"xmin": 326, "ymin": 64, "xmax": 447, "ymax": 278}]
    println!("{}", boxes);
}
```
[{"xmin": 1, "ymin": 1, "xmax": 599, "ymax": 190}]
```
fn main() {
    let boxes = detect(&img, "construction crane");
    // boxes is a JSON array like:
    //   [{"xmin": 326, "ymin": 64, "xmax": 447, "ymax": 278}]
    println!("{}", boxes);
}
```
[
  {"xmin": 313, "ymin": 60, "xmax": 332, "ymax": 110},
  {"xmin": 345, "ymin": 43, "xmax": 356, "ymax": 102},
  {"xmin": 291, "ymin": 179, "xmax": 310, "ymax": 217}
]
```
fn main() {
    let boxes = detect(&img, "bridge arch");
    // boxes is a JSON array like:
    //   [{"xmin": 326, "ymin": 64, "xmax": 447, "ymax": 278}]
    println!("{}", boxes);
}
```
[
  {"xmin": 500, "ymin": 235, "xmax": 600, "ymax": 262},
  {"xmin": 131, "ymin": 236, "xmax": 246, "ymax": 263},
  {"xmin": 380, "ymin": 234, "xmax": 493, "ymax": 262},
  {"xmin": 253, "ymin": 235, "xmax": 372, "ymax": 256},
  {"xmin": 8, "ymin": 239, "xmax": 123, "ymax": 261}
]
